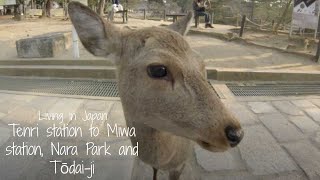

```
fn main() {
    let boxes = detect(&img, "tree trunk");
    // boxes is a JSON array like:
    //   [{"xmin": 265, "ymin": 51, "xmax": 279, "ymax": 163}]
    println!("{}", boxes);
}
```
[
  {"xmin": 13, "ymin": 4, "xmax": 20, "ymax": 19},
  {"xmin": 63, "ymin": 0, "xmax": 69, "ymax": 20},
  {"xmin": 273, "ymin": 0, "xmax": 292, "ymax": 34},
  {"xmin": 42, "ymin": 0, "xmax": 51, "ymax": 17},
  {"xmin": 97, "ymin": 0, "xmax": 105, "ymax": 16},
  {"xmin": 149, "ymin": 0, "xmax": 164, "ymax": 4},
  {"xmin": 250, "ymin": 0, "xmax": 254, "ymax": 20},
  {"xmin": 42, "ymin": 0, "xmax": 47, "ymax": 17},
  {"xmin": 46, "ymin": 0, "xmax": 51, "ymax": 17}
]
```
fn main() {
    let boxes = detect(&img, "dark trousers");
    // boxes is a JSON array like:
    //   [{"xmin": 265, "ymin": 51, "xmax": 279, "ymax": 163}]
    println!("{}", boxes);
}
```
[{"xmin": 195, "ymin": 11, "xmax": 210, "ymax": 24}]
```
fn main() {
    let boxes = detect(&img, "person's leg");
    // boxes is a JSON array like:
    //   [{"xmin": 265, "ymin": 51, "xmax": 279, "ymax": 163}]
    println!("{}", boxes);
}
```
[
  {"xmin": 111, "ymin": 9, "xmax": 115, "ymax": 21},
  {"xmin": 204, "ymin": 12, "xmax": 210, "ymax": 24},
  {"xmin": 109, "ymin": 4, "xmax": 118, "ymax": 21},
  {"xmin": 107, "ymin": 11, "xmax": 111, "ymax": 20},
  {"xmin": 196, "ymin": 11, "xmax": 210, "ymax": 23},
  {"xmin": 196, "ymin": 11, "xmax": 213, "ymax": 28},
  {"xmin": 108, "ymin": 9, "xmax": 114, "ymax": 21}
]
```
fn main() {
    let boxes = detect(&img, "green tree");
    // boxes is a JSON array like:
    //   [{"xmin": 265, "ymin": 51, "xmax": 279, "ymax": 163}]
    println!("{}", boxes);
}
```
[
  {"xmin": 273, "ymin": 0, "xmax": 293, "ymax": 33},
  {"xmin": 175, "ymin": 0, "xmax": 193, "ymax": 12},
  {"xmin": 149, "ymin": 0, "xmax": 164, "ymax": 5}
]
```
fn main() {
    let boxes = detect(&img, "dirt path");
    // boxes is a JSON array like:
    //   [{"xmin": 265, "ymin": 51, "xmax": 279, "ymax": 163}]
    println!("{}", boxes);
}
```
[
  {"xmin": 0, "ymin": 16, "xmax": 171, "ymax": 60},
  {"xmin": 189, "ymin": 35, "xmax": 320, "ymax": 71},
  {"xmin": 0, "ymin": 16, "xmax": 319, "ymax": 71}
]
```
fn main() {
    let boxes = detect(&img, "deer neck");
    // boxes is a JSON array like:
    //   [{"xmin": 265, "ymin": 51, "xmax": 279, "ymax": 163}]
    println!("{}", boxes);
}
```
[{"xmin": 125, "ymin": 120, "xmax": 193, "ymax": 169}]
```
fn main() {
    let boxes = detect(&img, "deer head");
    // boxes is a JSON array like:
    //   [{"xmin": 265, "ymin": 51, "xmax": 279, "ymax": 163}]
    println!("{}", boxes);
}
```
[{"xmin": 68, "ymin": 2, "xmax": 243, "ymax": 152}]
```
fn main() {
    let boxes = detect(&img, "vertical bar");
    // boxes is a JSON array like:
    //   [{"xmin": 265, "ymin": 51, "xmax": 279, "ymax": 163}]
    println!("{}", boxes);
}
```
[
  {"xmin": 239, "ymin": 15, "xmax": 246, "ymax": 38},
  {"xmin": 126, "ymin": 10, "xmax": 128, "ymax": 22},
  {"xmin": 72, "ymin": 26, "xmax": 80, "ymax": 59},
  {"xmin": 143, "ymin": 9, "xmax": 146, "ymax": 20},
  {"xmin": 122, "ymin": 10, "xmax": 125, "ymax": 23},
  {"xmin": 259, "ymin": 19, "xmax": 262, "ymax": 30},
  {"xmin": 272, "ymin": 19, "xmax": 275, "ymax": 31},
  {"xmin": 164, "ymin": 10, "xmax": 166, "ymax": 21},
  {"xmin": 236, "ymin": 16, "xmax": 239, "ymax": 27},
  {"xmin": 251, "ymin": 0, "xmax": 254, "ymax": 20},
  {"xmin": 195, "ymin": 15, "xmax": 199, "ymax": 28},
  {"xmin": 315, "ymin": 15, "xmax": 320, "ymax": 62}
]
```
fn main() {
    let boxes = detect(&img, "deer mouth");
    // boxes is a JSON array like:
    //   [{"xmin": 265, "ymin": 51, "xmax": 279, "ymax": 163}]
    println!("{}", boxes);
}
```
[{"xmin": 196, "ymin": 140, "xmax": 229, "ymax": 152}]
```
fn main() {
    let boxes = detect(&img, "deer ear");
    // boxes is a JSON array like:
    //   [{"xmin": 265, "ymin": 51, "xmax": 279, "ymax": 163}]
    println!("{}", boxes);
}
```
[
  {"xmin": 68, "ymin": 2, "xmax": 121, "ymax": 56},
  {"xmin": 167, "ymin": 12, "xmax": 193, "ymax": 36}
]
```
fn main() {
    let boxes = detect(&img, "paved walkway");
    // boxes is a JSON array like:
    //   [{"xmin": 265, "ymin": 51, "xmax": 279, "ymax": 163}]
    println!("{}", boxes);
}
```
[{"xmin": 0, "ymin": 91, "xmax": 319, "ymax": 180}]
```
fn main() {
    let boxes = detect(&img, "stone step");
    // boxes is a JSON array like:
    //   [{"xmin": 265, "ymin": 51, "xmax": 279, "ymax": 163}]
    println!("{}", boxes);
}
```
[
  {"xmin": 208, "ymin": 68, "xmax": 320, "ymax": 81},
  {"xmin": 0, "ymin": 60, "xmax": 113, "ymax": 66},
  {"xmin": 0, "ymin": 65, "xmax": 116, "ymax": 79},
  {"xmin": 16, "ymin": 31, "xmax": 71, "ymax": 58},
  {"xmin": 0, "ymin": 63, "xmax": 319, "ymax": 81}
]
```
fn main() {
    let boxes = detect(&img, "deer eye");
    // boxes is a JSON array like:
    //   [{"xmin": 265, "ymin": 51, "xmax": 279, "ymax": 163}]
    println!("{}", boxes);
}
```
[{"xmin": 147, "ymin": 65, "xmax": 168, "ymax": 78}]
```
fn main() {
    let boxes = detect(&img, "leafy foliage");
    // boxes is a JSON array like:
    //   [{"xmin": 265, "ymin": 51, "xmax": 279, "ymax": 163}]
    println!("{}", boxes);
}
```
[
  {"xmin": 159, "ymin": 0, "xmax": 293, "ymax": 23},
  {"xmin": 253, "ymin": 0, "xmax": 293, "ymax": 23}
]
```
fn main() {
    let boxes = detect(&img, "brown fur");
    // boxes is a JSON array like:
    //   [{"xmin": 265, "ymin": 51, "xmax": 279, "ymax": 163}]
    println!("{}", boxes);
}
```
[{"xmin": 68, "ymin": 2, "xmax": 243, "ymax": 179}]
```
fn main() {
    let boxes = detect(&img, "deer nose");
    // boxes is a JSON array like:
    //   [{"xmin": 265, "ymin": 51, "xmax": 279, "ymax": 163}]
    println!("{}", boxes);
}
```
[{"xmin": 225, "ymin": 126, "xmax": 244, "ymax": 147}]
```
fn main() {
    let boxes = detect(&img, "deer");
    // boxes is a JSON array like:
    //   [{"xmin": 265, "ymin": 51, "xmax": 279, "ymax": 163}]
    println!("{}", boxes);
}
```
[{"xmin": 68, "ymin": 2, "xmax": 244, "ymax": 180}]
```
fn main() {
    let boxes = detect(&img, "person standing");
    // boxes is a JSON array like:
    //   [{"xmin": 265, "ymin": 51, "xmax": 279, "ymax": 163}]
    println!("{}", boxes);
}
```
[{"xmin": 108, "ymin": 0, "xmax": 123, "ymax": 21}]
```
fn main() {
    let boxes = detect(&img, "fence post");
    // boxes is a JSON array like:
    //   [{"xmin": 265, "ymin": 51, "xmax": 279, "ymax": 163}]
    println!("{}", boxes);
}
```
[
  {"xmin": 210, "ymin": 12, "xmax": 214, "ymax": 25},
  {"xmin": 259, "ymin": 19, "xmax": 262, "ymax": 30},
  {"xmin": 239, "ymin": 15, "xmax": 246, "ymax": 38},
  {"xmin": 72, "ymin": 26, "xmax": 80, "ymax": 59},
  {"xmin": 315, "ymin": 16, "xmax": 320, "ymax": 62},
  {"xmin": 143, "ymin": 9, "xmax": 146, "ymax": 20}
]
